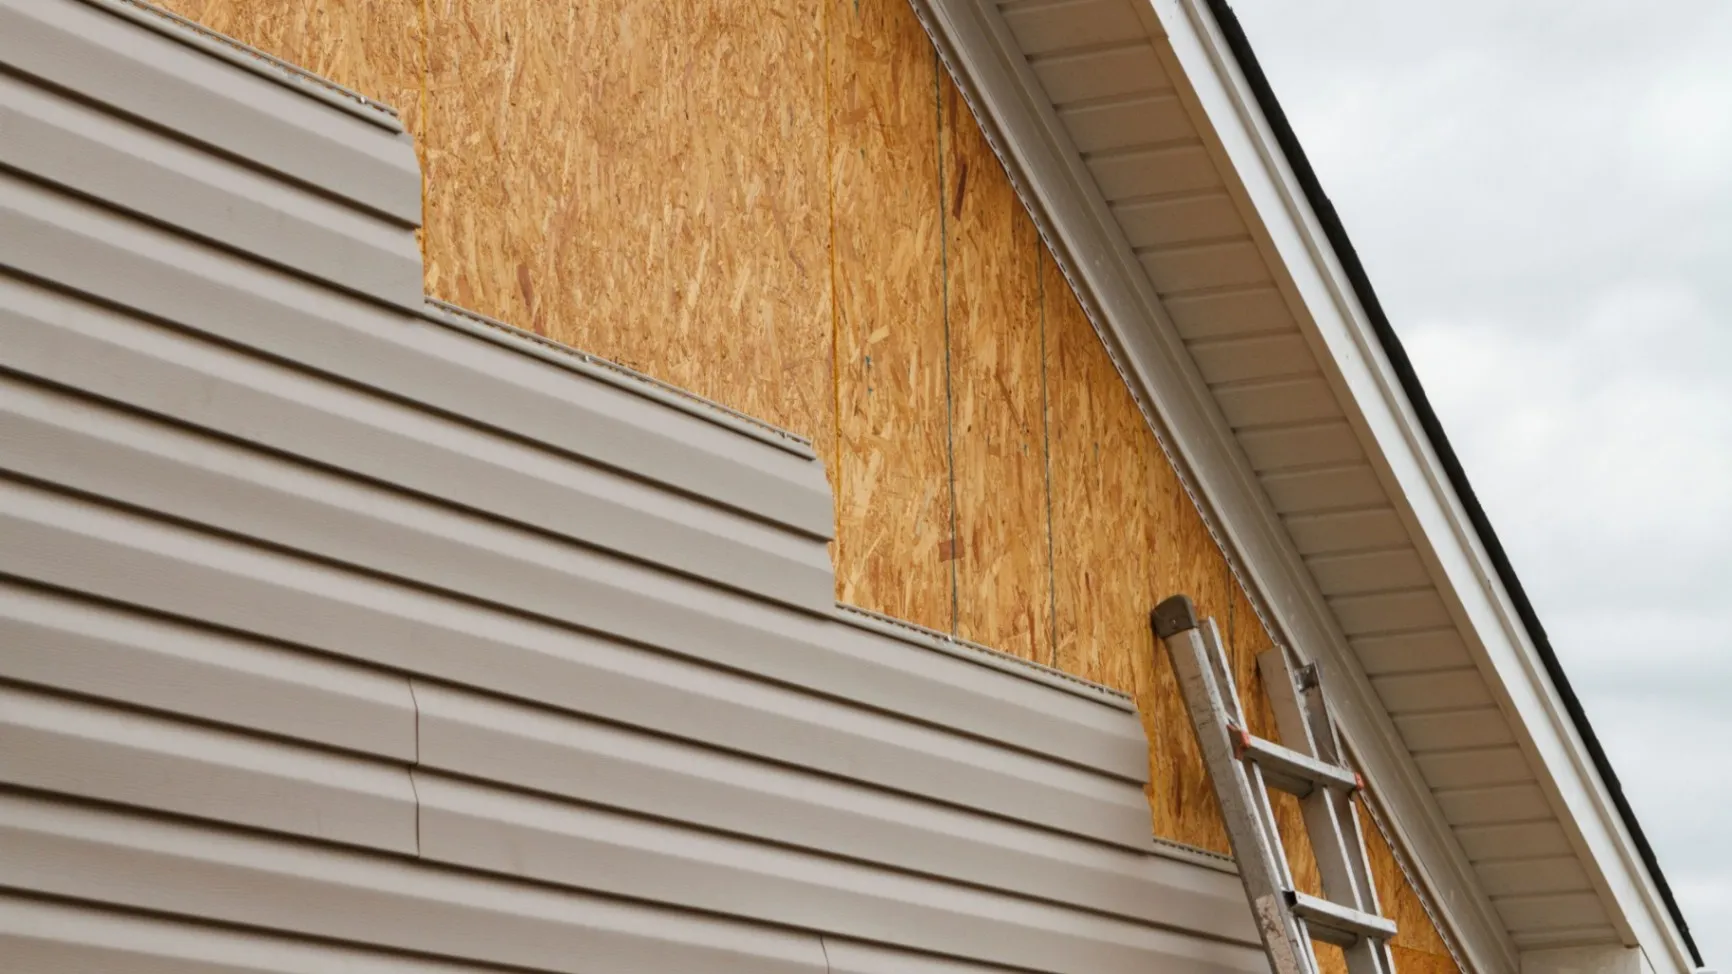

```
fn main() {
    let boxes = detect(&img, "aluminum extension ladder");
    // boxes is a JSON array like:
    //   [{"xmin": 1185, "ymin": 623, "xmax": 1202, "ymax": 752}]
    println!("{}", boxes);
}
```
[{"xmin": 1152, "ymin": 594, "xmax": 1397, "ymax": 974}]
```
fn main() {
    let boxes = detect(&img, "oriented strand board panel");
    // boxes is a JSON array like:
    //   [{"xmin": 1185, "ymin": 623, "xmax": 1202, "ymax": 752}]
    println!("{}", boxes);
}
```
[
  {"xmin": 1363, "ymin": 803, "xmax": 1458, "ymax": 961},
  {"xmin": 420, "ymin": 0, "xmax": 835, "ymax": 465},
  {"xmin": 1045, "ymin": 250, "xmax": 1231, "ymax": 834},
  {"xmin": 941, "ymin": 75, "xmax": 1052, "ymax": 662},
  {"xmin": 828, "ymin": 0, "xmax": 953, "ymax": 630}
]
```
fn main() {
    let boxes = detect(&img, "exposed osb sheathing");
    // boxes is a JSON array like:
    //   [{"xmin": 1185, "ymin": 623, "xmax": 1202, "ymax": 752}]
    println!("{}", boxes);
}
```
[
  {"xmin": 168, "ymin": 2, "xmax": 1462, "ymax": 969},
  {"xmin": 942, "ymin": 76, "xmax": 1051, "ymax": 661},
  {"xmin": 828, "ymin": 0, "xmax": 952, "ymax": 631},
  {"xmin": 418, "ymin": 0, "xmax": 835, "ymax": 470}
]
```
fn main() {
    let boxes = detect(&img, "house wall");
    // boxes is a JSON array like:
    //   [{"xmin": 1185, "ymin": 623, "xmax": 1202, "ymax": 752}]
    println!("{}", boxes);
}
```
[{"xmin": 151, "ymin": 1, "xmax": 1458, "ymax": 970}]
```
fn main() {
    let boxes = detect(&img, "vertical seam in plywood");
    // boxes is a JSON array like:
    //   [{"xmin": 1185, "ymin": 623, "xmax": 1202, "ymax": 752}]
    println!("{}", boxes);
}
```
[
  {"xmin": 823, "ymin": 0, "xmax": 844, "ymax": 559},
  {"xmin": 418, "ymin": 0, "xmax": 430, "ymax": 264},
  {"xmin": 1038, "ymin": 245, "xmax": 1058, "ymax": 668},
  {"xmin": 905, "ymin": 8, "xmax": 1288, "ymax": 665},
  {"xmin": 935, "ymin": 48, "xmax": 959, "ymax": 634}
]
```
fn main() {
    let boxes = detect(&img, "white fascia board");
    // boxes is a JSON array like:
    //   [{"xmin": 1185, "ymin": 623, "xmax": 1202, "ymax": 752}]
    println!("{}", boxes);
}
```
[
  {"xmin": 908, "ymin": 1, "xmax": 1513, "ymax": 972},
  {"xmin": 1152, "ymin": 2, "xmax": 1698, "ymax": 973}
]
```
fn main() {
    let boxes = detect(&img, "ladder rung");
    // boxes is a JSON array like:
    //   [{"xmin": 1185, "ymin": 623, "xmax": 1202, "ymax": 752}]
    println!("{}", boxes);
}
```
[
  {"xmin": 1229, "ymin": 725, "xmax": 1360, "ymax": 797},
  {"xmin": 1289, "ymin": 890, "xmax": 1398, "ymax": 947}
]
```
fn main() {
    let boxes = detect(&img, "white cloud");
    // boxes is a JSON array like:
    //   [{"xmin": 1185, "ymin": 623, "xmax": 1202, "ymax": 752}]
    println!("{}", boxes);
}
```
[{"xmin": 1233, "ymin": 1, "xmax": 1732, "ymax": 966}]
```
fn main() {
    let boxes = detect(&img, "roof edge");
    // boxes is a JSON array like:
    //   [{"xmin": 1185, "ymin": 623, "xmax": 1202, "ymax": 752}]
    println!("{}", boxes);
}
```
[{"xmin": 1199, "ymin": 0, "xmax": 1701, "ymax": 966}]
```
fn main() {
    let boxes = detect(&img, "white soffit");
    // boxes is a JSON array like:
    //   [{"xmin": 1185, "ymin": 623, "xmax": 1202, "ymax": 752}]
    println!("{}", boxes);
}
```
[{"xmin": 905, "ymin": 1, "xmax": 1700, "ymax": 973}]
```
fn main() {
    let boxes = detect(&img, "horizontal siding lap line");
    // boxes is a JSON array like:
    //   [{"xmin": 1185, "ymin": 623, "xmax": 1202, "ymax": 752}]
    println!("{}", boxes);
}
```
[
  {"xmin": 0, "ymin": 683, "xmax": 419, "ymax": 855},
  {"xmin": 0, "ymin": 482, "xmax": 1156, "ymax": 844},
  {"xmin": 0, "ymin": 183, "xmax": 834, "ymax": 541},
  {"xmin": 421, "ymin": 300, "xmax": 815, "ymax": 458},
  {"xmin": 0, "ymin": 790, "xmax": 1268, "ymax": 974},
  {"xmin": 0, "ymin": 577, "xmax": 418, "ymax": 759},
  {"xmin": 0, "ymin": 791, "xmax": 834, "ymax": 974},
  {"xmin": 0, "ymin": 363, "xmax": 831, "ymax": 620},
  {"xmin": 406, "ymin": 679, "xmax": 1246, "ymax": 935},
  {"xmin": 77, "ymin": 0, "xmax": 404, "ymax": 129},
  {"xmin": 0, "ymin": 0, "xmax": 420, "ymax": 223},
  {"xmin": 0, "ymin": 365, "xmax": 836, "ymax": 621},
  {"xmin": 412, "ymin": 772, "xmax": 1266, "ymax": 972},
  {"xmin": 0, "ymin": 672, "xmax": 1245, "ymax": 947},
  {"xmin": 0, "ymin": 894, "xmax": 536, "ymax": 974},
  {"xmin": 834, "ymin": 605, "xmax": 1135, "ymax": 709},
  {"xmin": 0, "ymin": 71, "xmax": 422, "ymax": 308},
  {"xmin": 0, "ymin": 322, "xmax": 1138, "ymax": 770}
]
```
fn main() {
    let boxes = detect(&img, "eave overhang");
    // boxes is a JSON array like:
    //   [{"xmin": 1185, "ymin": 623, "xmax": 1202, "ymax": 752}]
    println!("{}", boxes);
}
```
[{"xmin": 903, "ymin": 1, "xmax": 1702, "ymax": 971}]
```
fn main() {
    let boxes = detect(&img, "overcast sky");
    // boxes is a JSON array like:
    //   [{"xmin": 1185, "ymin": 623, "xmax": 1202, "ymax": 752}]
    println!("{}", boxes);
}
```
[{"xmin": 1231, "ymin": 2, "xmax": 1732, "ymax": 967}]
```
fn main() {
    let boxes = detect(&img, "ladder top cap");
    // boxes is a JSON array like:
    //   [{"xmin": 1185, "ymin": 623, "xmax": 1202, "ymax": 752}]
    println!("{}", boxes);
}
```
[{"xmin": 1152, "ymin": 595, "xmax": 1199, "ymax": 638}]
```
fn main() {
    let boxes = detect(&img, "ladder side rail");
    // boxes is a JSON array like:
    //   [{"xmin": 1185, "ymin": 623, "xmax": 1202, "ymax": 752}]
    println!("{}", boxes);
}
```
[
  {"xmin": 1260, "ymin": 650, "xmax": 1399, "ymax": 974},
  {"xmin": 1303, "ymin": 665, "xmax": 1398, "ymax": 974},
  {"xmin": 1259, "ymin": 649, "xmax": 1374, "ymax": 909},
  {"xmin": 1154, "ymin": 597, "xmax": 1315, "ymax": 974}
]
